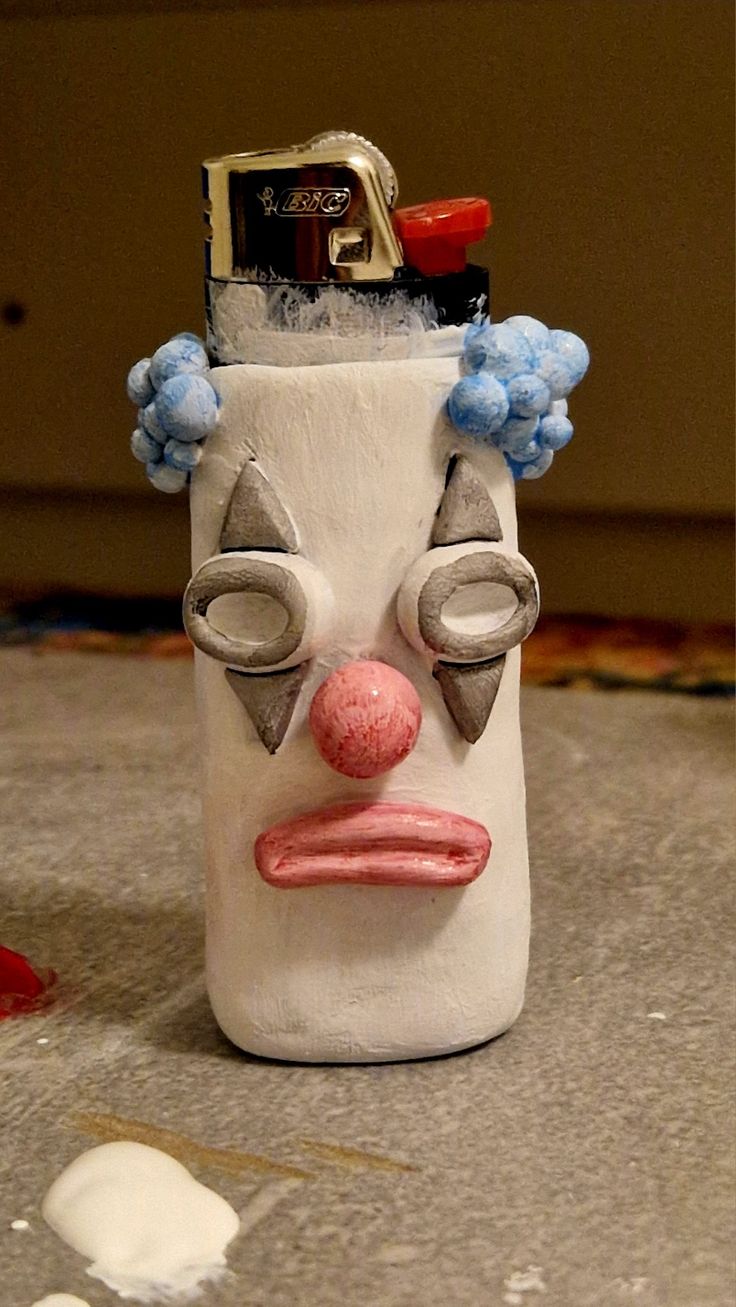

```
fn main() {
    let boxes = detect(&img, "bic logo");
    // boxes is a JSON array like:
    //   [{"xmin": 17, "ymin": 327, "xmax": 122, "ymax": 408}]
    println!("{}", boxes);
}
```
[{"xmin": 257, "ymin": 186, "xmax": 351, "ymax": 217}]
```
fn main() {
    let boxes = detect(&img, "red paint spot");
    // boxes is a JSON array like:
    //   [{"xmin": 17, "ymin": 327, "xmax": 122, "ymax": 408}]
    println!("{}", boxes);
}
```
[{"xmin": 0, "ymin": 945, "xmax": 57, "ymax": 1019}]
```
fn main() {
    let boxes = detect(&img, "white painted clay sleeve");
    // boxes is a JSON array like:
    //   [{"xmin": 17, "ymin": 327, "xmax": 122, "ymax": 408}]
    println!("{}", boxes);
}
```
[{"xmin": 189, "ymin": 350, "xmax": 532, "ymax": 1062}]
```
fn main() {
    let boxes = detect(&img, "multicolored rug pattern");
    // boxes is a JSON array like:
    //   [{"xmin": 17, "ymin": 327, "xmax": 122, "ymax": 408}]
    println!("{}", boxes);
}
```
[{"xmin": 0, "ymin": 593, "xmax": 732, "ymax": 696}]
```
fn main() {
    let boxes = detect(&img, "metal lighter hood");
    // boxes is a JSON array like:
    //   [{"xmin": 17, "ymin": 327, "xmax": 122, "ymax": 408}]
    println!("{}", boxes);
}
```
[{"xmin": 203, "ymin": 137, "xmax": 404, "ymax": 284}]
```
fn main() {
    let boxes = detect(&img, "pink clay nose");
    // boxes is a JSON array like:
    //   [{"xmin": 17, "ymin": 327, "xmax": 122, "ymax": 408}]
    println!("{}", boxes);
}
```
[{"xmin": 309, "ymin": 660, "xmax": 422, "ymax": 779}]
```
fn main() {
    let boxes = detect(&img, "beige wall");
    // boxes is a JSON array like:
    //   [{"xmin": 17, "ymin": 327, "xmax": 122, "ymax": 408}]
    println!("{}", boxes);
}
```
[{"xmin": 0, "ymin": 0, "xmax": 733, "ymax": 617}]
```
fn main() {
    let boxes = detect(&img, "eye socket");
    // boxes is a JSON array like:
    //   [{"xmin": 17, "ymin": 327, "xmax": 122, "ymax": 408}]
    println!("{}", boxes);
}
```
[
  {"xmin": 208, "ymin": 592, "xmax": 290, "ymax": 646},
  {"xmin": 183, "ymin": 551, "xmax": 332, "ymax": 670},
  {"xmin": 397, "ymin": 542, "xmax": 539, "ymax": 663},
  {"xmin": 441, "ymin": 581, "xmax": 518, "ymax": 636},
  {"xmin": 420, "ymin": 551, "xmax": 538, "ymax": 662}
]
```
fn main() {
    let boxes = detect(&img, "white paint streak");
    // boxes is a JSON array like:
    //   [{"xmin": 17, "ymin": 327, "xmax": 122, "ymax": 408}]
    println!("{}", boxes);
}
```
[
  {"xmin": 206, "ymin": 278, "xmax": 468, "ymax": 366},
  {"xmin": 504, "ymin": 1265, "xmax": 547, "ymax": 1294},
  {"xmin": 593, "ymin": 1278, "xmax": 652, "ymax": 1301},
  {"xmin": 42, "ymin": 1142, "xmax": 240, "ymax": 1303},
  {"xmin": 237, "ymin": 1177, "xmax": 303, "ymax": 1236},
  {"xmin": 376, "ymin": 1243, "xmax": 420, "ymax": 1265}
]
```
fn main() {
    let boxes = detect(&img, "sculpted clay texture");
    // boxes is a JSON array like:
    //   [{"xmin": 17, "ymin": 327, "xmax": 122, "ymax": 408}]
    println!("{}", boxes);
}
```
[
  {"xmin": 188, "ymin": 353, "xmax": 536, "ymax": 1061},
  {"xmin": 42, "ymin": 1141, "xmax": 240, "ymax": 1302}
]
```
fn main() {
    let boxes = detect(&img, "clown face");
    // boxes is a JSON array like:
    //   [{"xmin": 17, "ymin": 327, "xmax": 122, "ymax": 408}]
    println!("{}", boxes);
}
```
[{"xmin": 186, "ymin": 353, "xmax": 538, "ymax": 1062}]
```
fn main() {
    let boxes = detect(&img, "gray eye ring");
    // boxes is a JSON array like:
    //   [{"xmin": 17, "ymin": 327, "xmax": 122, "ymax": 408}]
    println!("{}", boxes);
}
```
[
  {"xmin": 418, "ymin": 551, "xmax": 538, "ymax": 662},
  {"xmin": 183, "ymin": 554, "xmax": 307, "ymax": 669}
]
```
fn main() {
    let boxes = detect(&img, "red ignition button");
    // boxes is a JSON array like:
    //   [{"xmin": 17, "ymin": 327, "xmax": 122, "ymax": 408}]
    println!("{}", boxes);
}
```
[{"xmin": 393, "ymin": 196, "xmax": 492, "ymax": 276}]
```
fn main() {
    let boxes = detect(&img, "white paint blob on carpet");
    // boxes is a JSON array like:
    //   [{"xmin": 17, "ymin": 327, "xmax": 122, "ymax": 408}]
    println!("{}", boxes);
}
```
[
  {"xmin": 31, "ymin": 1296, "xmax": 92, "ymax": 1307},
  {"xmin": 41, "ymin": 1141, "xmax": 240, "ymax": 1302}
]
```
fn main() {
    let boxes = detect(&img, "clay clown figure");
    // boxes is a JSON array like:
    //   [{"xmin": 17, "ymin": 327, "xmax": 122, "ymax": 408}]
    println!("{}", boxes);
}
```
[{"xmin": 126, "ymin": 134, "xmax": 589, "ymax": 1062}]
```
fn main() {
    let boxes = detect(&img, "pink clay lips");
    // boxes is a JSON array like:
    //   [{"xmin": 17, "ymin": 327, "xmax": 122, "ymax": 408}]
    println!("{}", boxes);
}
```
[{"xmin": 255, "ymin": 801, "xmax": 491, "ymax": 888}]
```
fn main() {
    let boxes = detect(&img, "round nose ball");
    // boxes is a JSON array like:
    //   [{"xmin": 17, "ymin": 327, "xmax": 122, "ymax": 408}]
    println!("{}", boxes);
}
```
[{"xmin": 309, "ymin": 660, "xmax": 422, "ymax": 779}]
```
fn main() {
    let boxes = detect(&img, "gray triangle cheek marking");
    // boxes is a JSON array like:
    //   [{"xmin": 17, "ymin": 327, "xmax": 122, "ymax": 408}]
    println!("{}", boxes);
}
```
[
  {"xmin": 225, "ymin": 664, "xmax": 308, "ymax": 754},
  {"xmin": 433, "ymin": 655, "xmax": 506, "ymax": 743}
]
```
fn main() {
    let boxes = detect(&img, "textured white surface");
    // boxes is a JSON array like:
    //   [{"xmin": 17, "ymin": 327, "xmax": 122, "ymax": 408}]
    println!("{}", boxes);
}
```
[
  {"xmin": 190, "ymin": 352, "xmax": 532, "ymax": 1061},
  {"xmin": 41, "ymin": 1142, "xmax": 240, "ymax": 1302},
  {"xmin": 207, "ymin": 279, "xmax": 467, "ymax": 365}
]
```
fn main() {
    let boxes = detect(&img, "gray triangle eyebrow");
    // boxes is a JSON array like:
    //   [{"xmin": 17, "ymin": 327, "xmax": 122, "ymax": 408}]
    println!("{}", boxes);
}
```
[
  {"xmin": 432, "ymin": 455, "xmax": 503, "ymax": 545},
  {"xmin": 220, "ymin": 458, "xmax": 298, "ymax": 553}
]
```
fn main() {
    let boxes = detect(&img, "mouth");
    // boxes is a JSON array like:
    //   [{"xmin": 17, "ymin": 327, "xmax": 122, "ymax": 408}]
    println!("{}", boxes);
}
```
[{"xmin": 254, "ymin": 801, "xmax": 491, "ymax": 889}]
